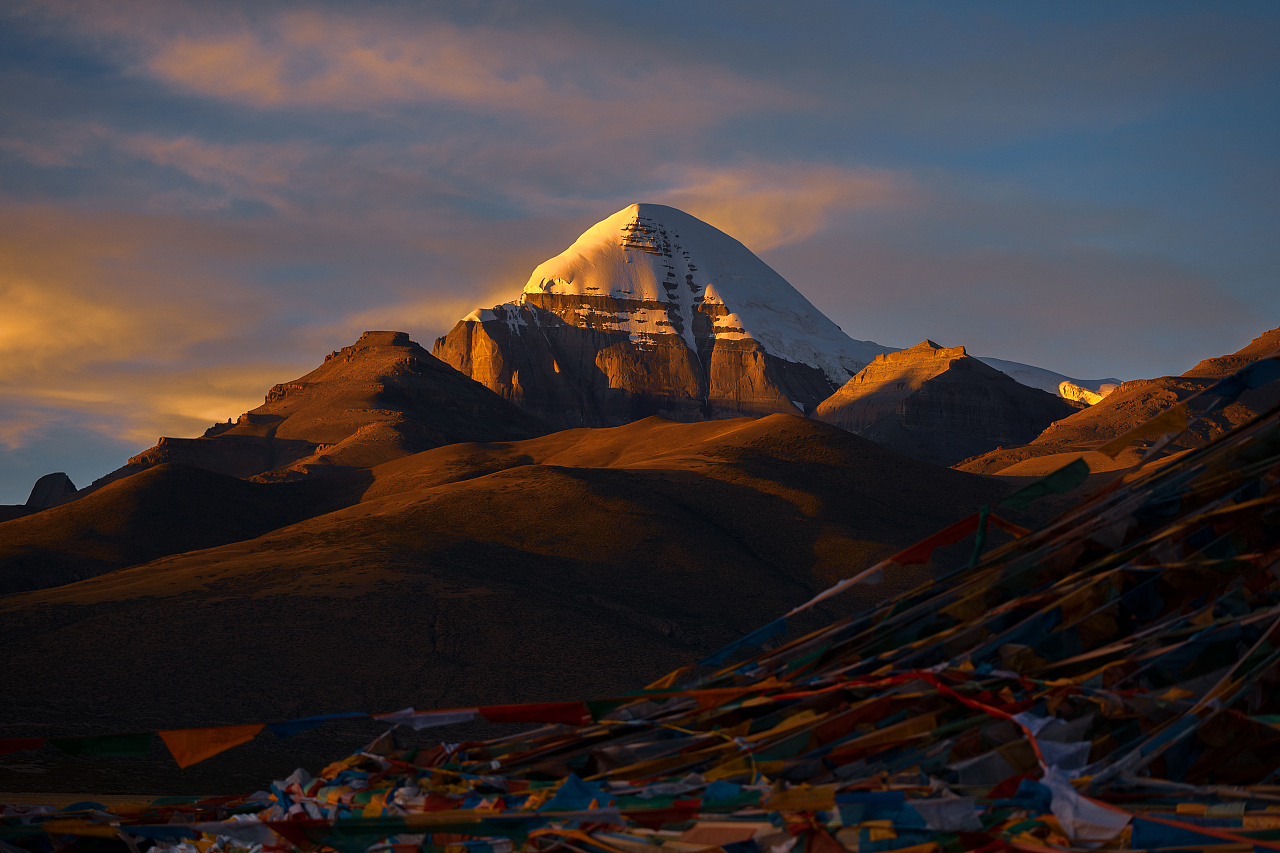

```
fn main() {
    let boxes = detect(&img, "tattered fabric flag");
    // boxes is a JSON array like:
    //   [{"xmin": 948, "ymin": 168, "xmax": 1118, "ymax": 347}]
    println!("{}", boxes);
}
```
[
  {"xmin": 539, "ymin": 773, "xmax": 610, "ymax": 812},
  {"xmin": 645, "ymin": 666, "xmax": 693, "ymax": 690},
  {"xmin": 889, "ymin": 512, "xmax": 981, "ymax": 566},
  {"xmin": 786, "ymin": 560, "xmax": 889, "ymax": 618},
  {"xmin": 999, "ymin": 458, "xmax": 1091, "ymax": 510},
  {"xmin": 1096, "ymin": 402, "xmax": 1189, "ymax": 458},
  {"xmin": 989, "ymin": 514, "xmax": 1032, "ymax": 537},
  {"xmin": 967, "ymin": 508, "xmax": 1034, "ymax": 568},
  {"xmin": 1203, "ymin": 354, "xmax": 1280, "ymax": 408},
  {"xmin": 267, "ymin": 712, "xmax": 368, "ymax": 739},
  {"xmin": 50, "ymin": 732, "xmax": 153, "ymax": 757},
  {"xmin": 1042, "ymin": 770, "xmax": 1132, "ymax": 845},
  {"xmin": 191, "ymin": 818, "xmax": 277, "ymax": 847},
  {"xmin": 159, "ymin": 724, "xmax": 264, "ymax": 769},
  {"xmin": 699, "ymin": 616, "xmax": 788, "ymax": 668},
  {"xmin": 37, "ymin": 820, "xmax": 121, "ymax": 839},
  {"xmin": 372, "ymin": 707, "xmax": 479, "ymax": 730},
  {"xmin": 479, "ymin": 702, "xmax": 589, "ymax": 726},
  {"xmin": 0, "ymin": 738, "xmax": 44, "ymax": 757}
]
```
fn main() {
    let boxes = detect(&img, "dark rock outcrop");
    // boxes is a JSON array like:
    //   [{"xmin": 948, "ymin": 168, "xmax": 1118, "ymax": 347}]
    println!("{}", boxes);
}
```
[
  {"xmin": 813, "ymin": 340, "xmax": 1078, "ymax": 467},
  {"xmin": 25, "ymin": 472, "xmax": 76, "ymax": 508},
  {"xmin": 434, "ymin": 204, "xmax": 891, "ymax": 428}
]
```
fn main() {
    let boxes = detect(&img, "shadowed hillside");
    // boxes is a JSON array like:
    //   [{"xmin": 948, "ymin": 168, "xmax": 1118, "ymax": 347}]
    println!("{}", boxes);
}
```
[
  {"xmin": 0, "ymin": 414, "xmax": 1072, "ymax": 794},
  {"xmin": 0, "ymin": 464, "xmax": 372, "ymax": 595}
]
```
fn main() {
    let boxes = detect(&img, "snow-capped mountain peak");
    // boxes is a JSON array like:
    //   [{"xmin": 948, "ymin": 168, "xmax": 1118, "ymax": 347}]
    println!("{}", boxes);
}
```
[{"xmin": 519, "ymin": 203, "xmax": 887, "ymax": 385}]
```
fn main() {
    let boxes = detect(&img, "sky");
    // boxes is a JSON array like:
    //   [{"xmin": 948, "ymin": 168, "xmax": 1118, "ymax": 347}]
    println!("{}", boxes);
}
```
[{"xmin": 1, "ymin": 0, "xmax": 1278, "ymax": 503}]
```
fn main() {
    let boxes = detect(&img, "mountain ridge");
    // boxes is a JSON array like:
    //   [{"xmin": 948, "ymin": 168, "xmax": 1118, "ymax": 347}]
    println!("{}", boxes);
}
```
[
  {"xmin": 814, "ymin": 340, "xmax": 1078, "ymax": 466},
  {"xmin": 80, "ymin": 330, "xmax": 548, "ymax": 494},
  {"xmin": 958, "ymin": 325, "xmax": 1280, "ymax": 475}
]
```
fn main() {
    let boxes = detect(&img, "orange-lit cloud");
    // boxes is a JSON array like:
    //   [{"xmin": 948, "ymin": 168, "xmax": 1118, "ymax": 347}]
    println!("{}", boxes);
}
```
[
  {"xmin": 139, "ymin": 9, "xmax": 800, "ymax": 130},
  {"xmin": 0, "ymin": 199, "xmax": 571, "ymax": 459},
  {"xmin": 120, "ymin": 134, "xmax": 313, "ymax": 209},
  {"xmin": 0, "ymin": 205, "xmax": 304, "ymax": 448},
  {"xmin": 658, "ymin": 163, "xmax": 916, "ymax": 252}
]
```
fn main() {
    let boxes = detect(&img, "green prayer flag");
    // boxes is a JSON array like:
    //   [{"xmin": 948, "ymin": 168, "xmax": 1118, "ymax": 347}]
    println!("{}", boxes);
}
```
[
  {"xmin": 51, "ymin": 732, "xmax": 154, "ymax": 757},
  {"xmin": 998, "ymin": 458, "xmax": 1090, "ymax": 510},
  {"xmin": 587, "ymin": 699, "xmax": 627, "ymax": 721}
]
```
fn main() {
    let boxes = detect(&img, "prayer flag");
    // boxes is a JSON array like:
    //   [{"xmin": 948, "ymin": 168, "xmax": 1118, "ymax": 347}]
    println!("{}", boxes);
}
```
[
  {"xmin": 479, "ymin": 702, "xmax": 589, "ymax": 726},
  {"xmin": 159, "ymin": 724, "xmax": 264, "ymax": 768},
  {"xmin": 999, "ymin": 458, "xmax": 1090, "ymax": 509},
  {"xmin": 50, "ymin": 732, "xmax": 152, "ymax": 757},
  {"xmin": 1096, "ymin": 402, "xmax": 1188, "ymax": 458},
  {"xmin": 0, "ymin": 738, "xmax": 44, "ymax": 757}
]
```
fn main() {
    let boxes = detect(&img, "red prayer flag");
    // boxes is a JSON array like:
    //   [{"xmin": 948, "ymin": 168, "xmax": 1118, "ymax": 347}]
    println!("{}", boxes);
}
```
[
  {"xmin": 0, "ymin": 737, "xmax": 45, "ymax": 756},
  {"xmin": 890, "ymin": 513, "xmax": 980, "ymax": 566},
  {"xmin": 479, "ymin": 702, "xmax": 589, "ymax": 726}
]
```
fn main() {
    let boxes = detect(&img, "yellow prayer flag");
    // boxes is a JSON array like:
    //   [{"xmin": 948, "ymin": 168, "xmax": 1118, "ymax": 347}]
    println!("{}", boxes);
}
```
[
  {"xmin": 41, "ymin": 820, "xmax": 120, "ymax": 838},
  {"xmin": 158, "ymin": 723, "xmax": 264, "ymax": 768},
  {"xmin": 645, "ymin": 666, "xmax": 693, "ymax": 690},
  {"xmin": 763, "ymin": 783, "xmax": 838, "ymax": 812}
]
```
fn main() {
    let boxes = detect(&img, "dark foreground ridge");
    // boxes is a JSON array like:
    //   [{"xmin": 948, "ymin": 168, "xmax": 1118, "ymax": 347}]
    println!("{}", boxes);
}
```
[{"xmin": 2, "ymin": 348, "xmax": 1279, "ymax": 851}]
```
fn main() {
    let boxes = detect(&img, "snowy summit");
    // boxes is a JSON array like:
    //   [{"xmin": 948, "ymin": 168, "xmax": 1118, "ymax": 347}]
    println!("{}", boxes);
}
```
[{"xmin": 518, "ymin": 203, "xmax": 887, "ymax": 386}]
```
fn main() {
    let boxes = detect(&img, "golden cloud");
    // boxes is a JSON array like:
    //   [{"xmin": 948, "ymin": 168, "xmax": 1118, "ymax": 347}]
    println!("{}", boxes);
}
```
[
  {"xmin": 139, "ymin": 9, "xmax": 801, "ymax": 128},
  {"xmin": 120, "ymin": 134, "xmax": 312, "ymax": 201},
  {"xmin": 658, "ymin": 163, "xmax": 916, "ymax": 251},
  {"xmin": 0, "ymin": 205, "xmax": 301, "ymax": 447}
]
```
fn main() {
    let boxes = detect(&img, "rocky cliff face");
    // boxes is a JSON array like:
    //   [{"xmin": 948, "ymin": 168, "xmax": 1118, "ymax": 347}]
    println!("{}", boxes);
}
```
[
  {"xmin": 88, "ymin": 331, "xmax": 548, "ymax": 489},
  {"xmin": 813, "ymin": 340, "xmax": 1078, "ymax": 467},
  {"xmin": 433, "ymin": 204, "xmax": 892, "ymax": 427}
]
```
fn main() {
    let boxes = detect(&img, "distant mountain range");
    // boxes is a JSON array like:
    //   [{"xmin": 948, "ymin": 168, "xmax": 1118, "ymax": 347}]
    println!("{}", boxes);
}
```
[
  {"xmin": 0, "ymin": 412, "xmax": 1067, "ymax": 792},
  {"xmin": 433, "ymin": 204, "xmax": 1112, "ymax": 429},
  {"xmin": 2, "ymin": 203, "xmax": 1276, "ymax": 793}
]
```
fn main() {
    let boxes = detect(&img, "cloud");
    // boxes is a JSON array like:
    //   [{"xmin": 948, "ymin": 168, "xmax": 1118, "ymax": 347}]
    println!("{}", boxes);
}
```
[
  {"xmin": 118, "ymin": 134, "xmax": 313, "ymax": 208},
  {"xmin": 0, "ymin": 205, "xmax": 305, "ymax": 454},
  {"xmin": 136, "ymin": 8, "xmax": 802, "ymax": 131},
  {"xmin": 0, "ymin": 208, "xmax": 238, "ymax": 381},
  {"xmin": 1, "ymin": 0, "xmax": 1276, "ymax": 504},
  {"xmin": 657, "ymin": 163, "xmax": 916, "ymax": 251},
  {"xmin": 306, "ymin": 292, "xmax": 509, "ymax": 354}
]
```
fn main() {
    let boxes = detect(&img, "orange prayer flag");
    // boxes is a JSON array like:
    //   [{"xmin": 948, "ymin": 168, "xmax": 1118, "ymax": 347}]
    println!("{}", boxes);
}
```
[
  {"xmin": 159, "ymin": 724, "xmax": 264, "ymax": 768},
  {"xmin": 645, "ymin": 666, "xmax": 693, "ymax": 690},
  {"xmin": 1097, "ymin": 402, "xmax": 1188, "ymax": 458},
  {"xmin": 989, "ymin": 514, "xmax": 1031, "ymax": 538}
]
